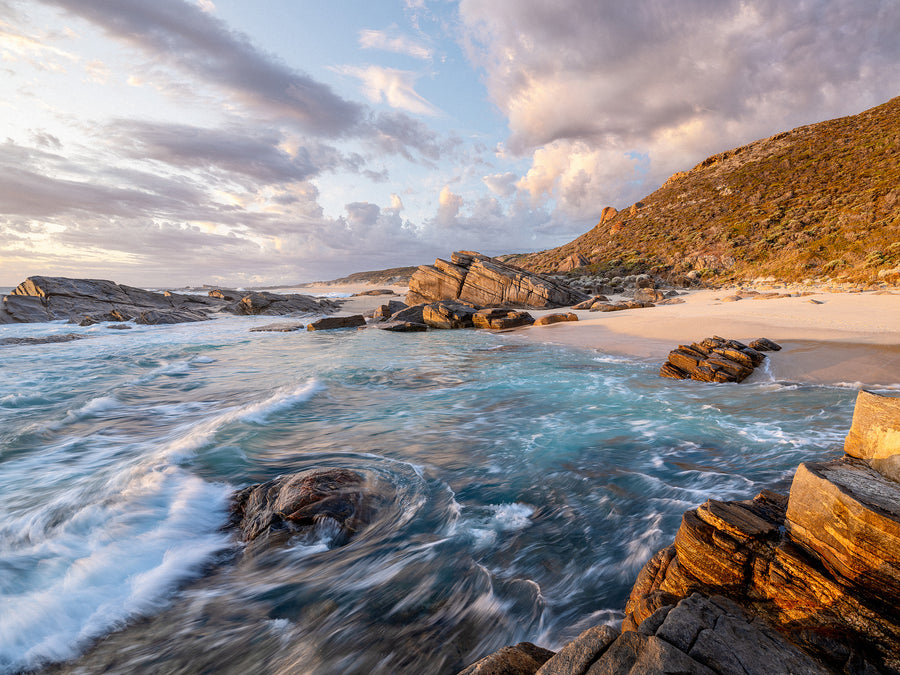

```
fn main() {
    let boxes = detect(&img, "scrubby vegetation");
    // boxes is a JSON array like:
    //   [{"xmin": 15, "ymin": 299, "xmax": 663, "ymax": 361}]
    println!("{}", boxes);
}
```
[{"xmin": 517, "ymin": 96, "xmax": 900, "ymax": 285}]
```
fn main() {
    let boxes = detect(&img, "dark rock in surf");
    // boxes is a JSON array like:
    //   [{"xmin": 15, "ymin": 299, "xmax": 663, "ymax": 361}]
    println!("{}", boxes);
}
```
[
  {"xmin": 373, "ymin": 300, "xmax": 408, "ymax": 319},
  {"xmin": 376, "ymin": 320, "xmax": 427, "ymax": 332},
  {"xmin": 249, "ymin": 322, "xmax": 305, "ymax": 332},
  {"xmin": 422, "ymin": 300, "xmax": 480, "ymax": 329},
  {"xmin": 307, "ymin": 315, "xmax": 366, "ymax": 331},
  {"xmin": 230, "ymin": 468, "xmax": 382, "ymax": 546}
]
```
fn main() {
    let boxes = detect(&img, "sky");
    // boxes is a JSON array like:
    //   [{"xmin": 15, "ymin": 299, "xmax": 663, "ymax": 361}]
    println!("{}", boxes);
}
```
[{"xmin": 1, "ymin": 0, "xmax": 899, "ymax": 287}]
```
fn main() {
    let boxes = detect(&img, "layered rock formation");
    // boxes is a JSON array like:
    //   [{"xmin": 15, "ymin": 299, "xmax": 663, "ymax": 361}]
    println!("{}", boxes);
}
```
[
  {"xmin": 407, "ymin": 251, "xmax": 588, "ymax": 309},
  {"xmin": 0, "ymin": 276, "xmax": 340, "ymax": 325},
  {"xmin": 458, "ymin": 390, "xmax": 900, "ymax": 674},
  {"xmin": 659, "ymin": 336, "xmax": 777, "ymax": 383}
]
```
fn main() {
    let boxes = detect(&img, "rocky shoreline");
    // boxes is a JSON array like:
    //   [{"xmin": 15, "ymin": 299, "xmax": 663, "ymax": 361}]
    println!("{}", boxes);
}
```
[{"xmin": 459, "ymin": 389, "xmax": 900, "ymax": 675}]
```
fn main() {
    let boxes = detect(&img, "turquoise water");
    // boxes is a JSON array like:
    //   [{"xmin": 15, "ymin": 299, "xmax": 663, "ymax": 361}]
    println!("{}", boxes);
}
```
[{"xmin": 0, "ymin": 317, "xmax": 857, "ymax": 674}]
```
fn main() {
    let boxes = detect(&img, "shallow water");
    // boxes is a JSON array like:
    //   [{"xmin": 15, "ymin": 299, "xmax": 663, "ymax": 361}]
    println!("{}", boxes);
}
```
[{"xmin": 0, "ymin": 317, "xmax": 859, "ymax": 674}]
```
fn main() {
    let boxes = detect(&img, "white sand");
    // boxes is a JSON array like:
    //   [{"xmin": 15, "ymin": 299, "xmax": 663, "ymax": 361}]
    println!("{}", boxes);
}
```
[{"xmin": 521, "ymin": 289, "xmax": 900, "ymax": 387}]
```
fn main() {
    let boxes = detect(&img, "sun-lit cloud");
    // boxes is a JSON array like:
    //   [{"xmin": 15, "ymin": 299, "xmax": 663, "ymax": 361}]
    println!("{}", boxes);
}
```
[
  {"xmin": 359, "ymin": 28, "xmax": 432, "ymax": 60},
  {"xmin": 336, "ymin": 65, "xmax": 439, "ymax": 116}
]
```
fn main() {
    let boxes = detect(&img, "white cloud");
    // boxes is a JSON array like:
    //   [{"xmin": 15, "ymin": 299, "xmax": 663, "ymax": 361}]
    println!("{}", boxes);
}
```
[
  {"xmin": 482, "ymin": 172, "xmax": 517, "ymax": 198},
  {"xmin": 436, "ymin": 185, "xmax": 462, "ymax": 226},
  {"xmin": 359, "ymin": 28, "xmax": 432, "ymax": 60},
  {"xmin": 336, "ymin": 65, "xmax": 439, "ymax": 116}
]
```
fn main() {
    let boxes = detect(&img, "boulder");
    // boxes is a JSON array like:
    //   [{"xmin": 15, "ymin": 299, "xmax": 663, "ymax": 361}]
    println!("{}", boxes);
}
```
[
  {"xmin": 231, "ymin": 291, "xmax": 326, "ymax": 316},
  {"xmin": 633, "ymin": 288, "xmax": 666, "ymax": 303},
  {"xmin": 375, "ymin": 320, "xmax": 427, "ymax": 332},
  {"xmin": 472, "ymin": 308, "xmax": 535, "ymax": 330},
  {"xmin": 408, "ymin": 252, "xmax": 587, "ymax": 309},
  {"xmin": 422, "ymin": 301, "xmax": 480, "ymax": 329},
  {"xmin": 353, "ymin": 289, "xmax": 396, "ymax": 296},
  {"xmin": 599, "ymin": 206, "xmax": 618, "ymax": 224},
  {"xmin": 843, "ymin": 390, "xmax": 900, "ymax": 481},
  {"xmin": 230, "ymin": 468, "xmax": 382, "ymax": 547},
  {"xmin": 390, "ymin": 303, "xmax": 428, "ymax": 324},
  {"xmin": 659, "ymin": 336, "xmax": 765, "ymax": 383},
  {"xmin": 533, "ymin": 313, "xmax": 578, "ymax": 327},
  {"xmin": 571, "ymin": 295, "xmax": 609, "ymax": 310},
  {"xmin": 458, "ymin": 642, "xmax": 555, "ymax": 675},
  {"xmin": 373, "ymin": 300, "xmax": 408, "ymax": 319},
  {"xmin": 749, "ymin": 337, "xmax": 782, "ymax": 351},
  {"xmin": 208, "ymin": 289, "xmax": 244, "ymax": 301},
  {"xmin": 307, "ymin": 315, "xmax": 366, "ymax": 331}
]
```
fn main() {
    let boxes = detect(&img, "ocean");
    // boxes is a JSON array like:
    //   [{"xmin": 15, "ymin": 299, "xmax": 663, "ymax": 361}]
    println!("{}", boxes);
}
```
[{"xmin": 0, "ymin": 315, "xmax": 858, "ymax": 674}]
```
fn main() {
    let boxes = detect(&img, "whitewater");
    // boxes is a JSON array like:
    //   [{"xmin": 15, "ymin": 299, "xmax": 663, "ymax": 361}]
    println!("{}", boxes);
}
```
[{"xmin": 0, "ymin": 315, "xmax": 859, "ymax": 674}]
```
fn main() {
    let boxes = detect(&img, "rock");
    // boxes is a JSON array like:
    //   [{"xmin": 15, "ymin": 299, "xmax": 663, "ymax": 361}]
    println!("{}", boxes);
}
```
[
  {"xmin": 249, "ymin": 322, "xmax": 305, "ymax": 332},
  {"xmin": 786, "ymin": 457, "xmax": 900, "ymax": 603},
  {"xmin": 230, "ymin": 468, "xmax": 382, "ymax": 547},
  {"xmin": 2, "ymin": 276, "xmax": 229, "ymax": 325},
  {"xmin": 107, "ymin": 323, "xmax": 132, "ymax": 330},
  {"xmin": 375, "ymin": 320, "xmax": 427, "ymax": 332},
  {"xmin": 633, "ymin": 288, "xmax": 666, "ymax": 303},
  {"xmin": 590, "ymin": 301, "xmax": 653, "ymax": 312},
  {"xmin": 748, "ymin": 337, "xmax": 782, "ymax": 351},
  {"xmin": 458, "ymin": 642, "xmax": 555, "ymax": 675},
  {"xmin": 659, "ymin": 336, "xmax": 765, "ymax": 383},
  {"xmin": 621, "ymin": 392, "xmax": 900, "ymax": 672},
  {"xmin": 472, "ymin": 308, "xmax": 535, "ymax": 330},
  {"xmin": 655, "ymin": 298, "xmax": 686, "ymax": 305},
  {"xmin": 572, "ymin": 295, "xmax": 609, "ymax": 310},
  {"xmin": 557, "ymin": 253, "xmax": 590, "ymax": 273},
  {"xmin": 843, "ymin": 390, "xmax": 900, "ymax": 481},
  {"xmin": 135, "ymin": 309, "xmax": 211, "ymax": 325},
  {"xmin": 422, "ymin": 300, "xmax": 480, "ymax": 329},
  {"xmin": 307, "ymin": 315, "xmax": 366, "ymax": 331},
  {"xmin": 353, "ymin": 289, "xmax": 396, "ymax": 296},
  {"xmin": 390, "ymin": 303, "xmax": 427, "ymax": 324},
  {"xmin": 408, "ymin": 252, "xmax": 587, "ymax": 309},
  {"xmin": 231, "ymin": 291, "xmax": 327, "ymax": 316},
  {"xmin": 373, "ymin": 300, "xmax": 408, "ymax": 318},
  {"xmin": 208, "ymin": 288, "xmax": 244, "ymax": 301},
  {"xmin": 534, "ymin": 625, "xmax": 618, "ymax": 675},
  {"xmin": 720, "ymin": 294, "xmax": 743, "ymax": 302},
  {"xmin": 0, "ymin": 333, "xmax": 87, "ymax": 346},
  {"xmin": 599, "ymin": 206, "xmax": 618, "ymax": 224},
  {"xmin": 533, "ymin": 313, "xmax": 578, "ymax": 327}
]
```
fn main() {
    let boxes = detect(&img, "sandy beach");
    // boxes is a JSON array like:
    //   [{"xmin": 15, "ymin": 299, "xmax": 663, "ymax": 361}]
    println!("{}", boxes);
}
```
[{"xmin": 521, "ymin": 288, "xmax": 900, "ymax": 388}]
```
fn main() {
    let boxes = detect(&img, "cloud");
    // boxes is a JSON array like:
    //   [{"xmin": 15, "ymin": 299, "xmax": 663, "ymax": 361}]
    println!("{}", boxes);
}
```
[
  {"xmin": 435, "ymin": 185, "xmax": 462, "ymax": 226},
  {"xmin": 40, "ymin": 0, "xmax": 362, "ymax": 135},
  {"xmin": 336, "ymin": 65, "xmax": 439, "ymax": 116},
  {"xmin": 105, "ymin": 120, "xmax": 334, "ymax": 186},
  {"xmin": 460, "ymin": 0, "xmax": 900, "ymax": 217},
  {"xmin": 359, "ymin": 28, "xmax": 432, "ymax": 60},
  {"xmin": 482, "ymin": 171, "xmax": 517, "ymax": 197}
]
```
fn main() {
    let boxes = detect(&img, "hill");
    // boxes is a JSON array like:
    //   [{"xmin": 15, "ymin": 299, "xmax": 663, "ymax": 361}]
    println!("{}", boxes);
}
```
[
  {"xmin": 511, "ymin": 96, "xmax": 900, "ymax": 284},
  {"xmin": 304, "ymin": 265, "xmax": 418, "ymax": 287}
]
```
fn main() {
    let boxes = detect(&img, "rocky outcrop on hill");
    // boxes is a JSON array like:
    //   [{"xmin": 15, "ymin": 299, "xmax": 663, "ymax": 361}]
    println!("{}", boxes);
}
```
[
  {"xmin": 407, "ymin": 251, "xmax": 588, "ymax": 309},
  {"xmin": 230, "ymin": 468, "xmax": 383, "ymax": 548},
  {"xmin": 659, "ymin": 336, "xmax": 774, "ymax": 383},
  {"xmin": 0, "ymin": 276, "xmax": 341, "ymax": 325},
  {"xmin": 458, "ymin": 390, "xmax": 900, "ymax": 675}
]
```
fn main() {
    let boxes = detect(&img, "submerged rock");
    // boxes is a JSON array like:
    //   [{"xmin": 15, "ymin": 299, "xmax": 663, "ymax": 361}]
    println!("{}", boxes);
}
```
[
  {"xmin": 0, "ymin": 333, "xmax": 87, "ymax": 346},
  {"xmin": 376, "ymin": 320, "xmax": 427, "ymax": 332},
  {"xmin": 249, "ymin": 322, "xmax": 305, "ymax": 332},
  {"xmin": 230, "ymin": 468, "xmax": 382, "ymax": 547}
]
